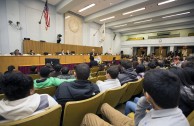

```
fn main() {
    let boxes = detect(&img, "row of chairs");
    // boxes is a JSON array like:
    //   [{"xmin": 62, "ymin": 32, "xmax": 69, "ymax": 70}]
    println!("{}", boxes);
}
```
[
  {"xmin": 88, "ymin": 75, "xmax": 106, "ymax": 83},
  {"xmin": 0, "ymin": 79, "xmax": 143, "ymax": 126}
]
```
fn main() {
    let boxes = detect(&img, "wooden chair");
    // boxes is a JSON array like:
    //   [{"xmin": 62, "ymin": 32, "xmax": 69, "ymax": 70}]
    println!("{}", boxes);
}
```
[
  {"xmin": 28, "ymin": 74, "xmax": 40, "ymax": 80},
  {"xmin": 0, "ymin": 93, "xmax": 5, "ymax": 100},
  {"xmin": 97, "ymin": 75, "xmax": 106, "ymax": 81},
  {"xmin": 187, "ymin": 110, "xmax": 194, "ymax": 126},
  {"xmin": 97, "ymin": 71, "xmax": 106, "ymax": 76},
  {"xmin": 97, "ymin": 84, "xmax": 128, "ymax": 114},
  {"xmin": 35, "ymin": 86, "xmax": 57, "ymax": 96},
  {"xmin": 88, "ymin": 77, "xmax": 97, "ymax": 83},
  {"xmin": 90, "ymin": 72, "xmax": 97, "ymax": 77},
  {"xmin": 62, "ymin": 92, "xmax": 104, "ymax": 126},
  {"xmin": 90, "ymin": 67, "xmax": 99, "ymax": 73},
  {"xmin": 119, "ymin": 80, "xmax": 140, "ymax": 104},
  {"xmin": 0, "ymin": 105, "xmax": 62, "ymax": 126},
  {"xmin": 133, "ymin": 78, "xmax": 144, "ymax": 96}
]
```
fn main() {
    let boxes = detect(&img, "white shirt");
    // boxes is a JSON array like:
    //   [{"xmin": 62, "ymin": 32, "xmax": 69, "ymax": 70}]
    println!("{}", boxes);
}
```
[{"xmin": 96, "ymin": 79, "xmax": 121, "ymax": 92}]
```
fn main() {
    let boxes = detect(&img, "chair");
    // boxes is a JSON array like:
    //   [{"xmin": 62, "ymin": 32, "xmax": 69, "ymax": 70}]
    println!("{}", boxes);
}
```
[
  {"xmin": 119, "ymin": 80, "xmax": 141, "ymax": 104},
  {"xmin": 133, "ymin": 78, "xmax": 144, "ymax": 96},
  {"xmin": 90, "ymin": 67, "xmax": 99, "ymax": 73},
  {"xmin": 97, "ymin": 75, "xmax": 106, "ymax": 81},
  {"xmin": 0, "ymin": 105, "xmax": 62, "ymax": 126},
  {"xmin": 28, "ymin": 74, "xmax": 40, "ymax": 80},
  {"xmin": 88, "ymin": 77, "xmax": 97, "ymax": 83},
  {"xmin": 35, "ymin": 86, "xmax": 57, "ymax": 96},
  {"xmin": 90, "ymin": 72, "xmax": 97, "ymax": 77},
  {"xmin": 0, "ymin": 94, "xmax": 5, "ymax": 100},
  {"xmin": 62, "ymin": 92, "xmax": 104, "ymax": 126},
  {"xmin": 97, "ymin": 84, "xmax": 128, "ymax": 114},
  {"xmin": 187, "ymin": 110, "xmax": 194, "ymax": 126},
  {"xmin": 97, "ymin": 71, "xmax": 106, "ymax": 76}
]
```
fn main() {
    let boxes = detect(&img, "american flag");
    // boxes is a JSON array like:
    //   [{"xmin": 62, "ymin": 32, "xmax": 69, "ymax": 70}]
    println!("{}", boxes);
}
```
[{"xmin": 43, "ymin": 0, "xmax": 50, "ymax": 30}]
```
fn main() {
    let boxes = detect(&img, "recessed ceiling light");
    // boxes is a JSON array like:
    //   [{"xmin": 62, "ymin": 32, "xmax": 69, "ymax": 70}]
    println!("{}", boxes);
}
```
[
  {"xmin": 134, "ymin": 19, "xmax": 152, "ymax": 24},
  {"xmin": 65, "ymin": 16, "xmax": 70, "ymax": 19},
  {"xmin": 162, "ymin": 12, "xmax": 190, "ymax": 18},
  {"xmin": 114, "ymin": 24, "xmax": 127, "ymax": 28},
  {"xmin": 158, "ymin": 0, "xmax": 176, "ymax": 6},
  {"xmin": 100, "ymin": 16, "xmax": 115, "ymax": 22},
  {"xmin": 78, "ymin": 3, "xmax": 95, "ymax": 12},
  {"xmin": 122, "ymin": 7, "xmax": 145, "ymax": 15}
]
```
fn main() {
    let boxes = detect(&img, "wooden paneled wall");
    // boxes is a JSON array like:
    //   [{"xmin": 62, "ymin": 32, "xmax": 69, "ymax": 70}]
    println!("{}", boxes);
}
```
[{"xmin": 23, "ymin": 40, "xmax": 102, "ymax": 54}]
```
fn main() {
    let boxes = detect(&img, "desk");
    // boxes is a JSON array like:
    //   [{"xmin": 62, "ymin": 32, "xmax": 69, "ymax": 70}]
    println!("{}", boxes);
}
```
[{"xmin": 0, "ymin": 55, "xmax": 120, "ymax": 73}]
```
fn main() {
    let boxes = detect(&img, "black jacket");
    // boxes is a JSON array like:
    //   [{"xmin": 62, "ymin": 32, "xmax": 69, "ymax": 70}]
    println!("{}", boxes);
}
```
[
  {"xmin": 89, "ymin": 61, "xmax": 98, "ymax": 68},
  {"xmin": 55, "ymin": 80, "xmax": 100, "ymax": 106},
  {"xmin": 118, "ymin": 68, "xmax": 138, "ymax": 85},
  {"xmin": 179, "ymin": 85, "xmax": 194, "ymax": 117}
]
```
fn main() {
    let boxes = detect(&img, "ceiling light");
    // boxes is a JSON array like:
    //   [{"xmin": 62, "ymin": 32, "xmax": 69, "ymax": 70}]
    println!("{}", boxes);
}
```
[
  {"xmin": 122, "ymin": 7, "xmax": 145, "ymax": 15},
  {"xmin": 134, "ymin": 19, "xmax": 152, "ymax": 24},
  {"xmin": 78, "ymin": 3, "xmax": 95, "ymax": 12},
  {"xmin": 158, "ymin": 0, "xmax": 176, "ymax": 5},
  {"xmin": 162, "ymin": 12, "xmax": 190, "ymax": 18},
  {"xmin": 100, "ymin": 16, "xmax": 115, "ymax": 22},
  {"xmin": 65, "ymin": 16, "xmax": 70, "ymax": 19},
  {"xmin": 114, "ymin": 24, "xmax": 127, "ymax": 28}
]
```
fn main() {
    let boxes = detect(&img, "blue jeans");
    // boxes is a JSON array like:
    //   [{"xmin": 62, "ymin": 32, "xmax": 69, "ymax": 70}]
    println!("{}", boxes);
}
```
[{"xmin": 124, "ymin": 97, "xmax": 139, "ymax": 115}]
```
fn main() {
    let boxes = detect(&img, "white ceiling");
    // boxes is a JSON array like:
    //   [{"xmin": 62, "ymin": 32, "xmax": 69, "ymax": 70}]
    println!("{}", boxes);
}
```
[{"xmin": 54, "ymin": 0, "xmax": 194, "ymax": 35}]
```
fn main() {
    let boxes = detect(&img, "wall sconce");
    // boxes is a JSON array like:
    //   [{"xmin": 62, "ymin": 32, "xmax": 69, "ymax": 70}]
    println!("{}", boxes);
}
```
[{"xmin": 8, "ymin": 20, "xmax": 22, "ymax": 30}]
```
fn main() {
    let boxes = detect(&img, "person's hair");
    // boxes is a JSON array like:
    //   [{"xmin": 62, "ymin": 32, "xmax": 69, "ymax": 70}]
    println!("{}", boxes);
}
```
[
  {"xmin": 136, "ymin": 64, "xmax": 145, "ymax": 73},
  {"xmin": 169, "ymin": 67, "xmax": 194, "ymax": 88},
  {"xmin": 40, "ymin": 66, "xmax": 50, "ymax": 77},
  {"xmin": 30, "ymin": 66, "xmax": 37, "ymax": 72},
  {"xmin": 182, "ymin": 61, "xmax": 194, "ymax": 68},
  {"xmin": 61, "ymin": 67, "xmax": 69, "ymax": 75},
  {"xmin": 107, "ymin": 65, "xmax": 119, "ymax": 79},
  {"xmin": 75, "ymin": 63, "xmax": 90, "ymax": 80},
  {"xmin": 54, "ymin": 64, "xmax": 62, "ymax": 72},
  {"xmin": 120, "ymin": 60, "xmax": 132, "ymax": 69},
  {"xmin": 143, "ymin": 69, "xmax": 180, "ymax": 108},
  {"xmin": 186, "ymin": 56, "xmax": 194, "ymax": 62},
  {"xmin": 148, "ymin": 61, "xmax": 156, "ymax": 69},
  {"xmin": 132, "ymin": 61, "xmax": 139, "ymax": 69},
  {"xmin": 8, "ymin": 65, "xmax": 15, "ymax": 72},
  {"xmin": 183, "ymin": 67, "xmax": 194, "ymax": 85},
  {"xmin": 1, "ymin": 72, "xmax": 33, "ymax": 101}
]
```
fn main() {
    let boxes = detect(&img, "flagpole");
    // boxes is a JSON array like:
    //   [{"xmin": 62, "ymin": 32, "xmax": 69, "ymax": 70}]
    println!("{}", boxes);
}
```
[{"xmin": 39, "ymin": 0, "xmax": 47, "ymax": 24}]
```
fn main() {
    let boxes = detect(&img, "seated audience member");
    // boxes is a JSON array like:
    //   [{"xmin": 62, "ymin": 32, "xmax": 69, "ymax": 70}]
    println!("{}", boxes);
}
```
[
  {"xmin": 135, "ymin": 64, "xmax": 145, "ymax": 79},
  {"xmin": 96, "ymin": 65, "xmax": 121, "ymax": 92},
  {"xmin": 89, "ymin": 56, "xmax": 98, "ymax": 68},
  {"xmin": 81, "ymin": 69, "xmax": 189, "ymax": 126},
  {"xmin": 117, "ymin": 60, "xmax": 137, "ymax": 85},
  {"xmin": 50, "ymin": 64, "xmax": 62, "ymax": 77},
  {"xmin": 55, "ymin": 63, "xmax": 100, "ymax": 106},
  {"xmin": 4, "ymin": 65, "xmax": 15, "ymax": 75},
  {"xmin": 34, "ymin": 67, "xmax": 75, "ymax": 89},
  {"xmin": 147, "ymin": 61, "xmax": 157, "ymax": 70},
  {"xmin": 65, "ymin": 50, "xmax": 71, "ymax": 55},
  {"xmin": 29, "ymin": 50, "xmax": 35, "ymax": 55},
  {"xmin": 45, "ymin": 63, "xmax": 54, "ymax": 72},
  {"xmin": 169, "ymin": 67, "xmax": 194, "ymax": 117},
  {"xmin": 29, "ymin": 66, "xmax": 38, "ymax": 74},
  {"xmin": 14, "ymin": 49, "xmax": 22, "ymax": 56},
  {"xmin": 0, "ymin": 72, "xmax": 58, "ymax": 121},
  {"xmin": 57, "ymin": 67, "xmax": 75, "ymax": 79}
]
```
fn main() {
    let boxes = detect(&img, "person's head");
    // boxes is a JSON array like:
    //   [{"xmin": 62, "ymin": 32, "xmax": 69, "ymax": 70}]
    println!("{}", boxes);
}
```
[
  {"xmin": 30, "ymin": 66, "xmax": 37, "ymax": 73},
  {"xmin": 1, "ymin": 72, "xmax": 34, "ymax": 101},
  {"xmin": 181, "ymin": 61, "xmax": 194, "ymax": 68},
  {"xmin": 148, "ymin": 61, "xmax": 156, "ymax": 69},
  {"xmin": 183, "ymin": 67, "xmax": 194, "ymax": 85},
  {"xmin": 45, "ymin": 63, "xmax": 54, "ymax": 72},
  {"xmin": 143, "ymin": 69, "xmax": 180, "ymax": 109},
  {"xmin": 132, "ymin": 61, "xmax": 139, "ymax": 69},
  {"xmin": 169, "ymin": 67, "xmax": 194, "ymax": 87},
  {"xmin": 61, "ymin": 67, "xmax": 69, "ymax": 75},
  {"xmin": 120, "ymin": 60, "xmax": 132, "ymax": 69},
  {"xmin": 92, "ymin": 49, "xmax": 95, "ymax": 52},
  {"xmin": 75, "ymin": 63, "xmax": 90, "ymax": 80},
  {"xmin": 136, "ymin": 64, "xmax": 145, "ymax": 74},
  {"xmin": 106, "ymin": 65, "xmax": 119, "ymax": 79},
  {"xmin": 7, "ymin": 65, "xmax": 15, "ymax": 72},
  {"xmin": 186, "ymin": 56, "xmax": 194, "ymax": 63},
  {"xmin": 54, "ymin": 64, "xmax": 62, "ymax": 72},
  {"xmin": 14, "ymin": 49, "xmax": 20, "ymax": 55},
  {"xmin": 39, "ymin": 66, "xmax": 50, "ymax": 78}
]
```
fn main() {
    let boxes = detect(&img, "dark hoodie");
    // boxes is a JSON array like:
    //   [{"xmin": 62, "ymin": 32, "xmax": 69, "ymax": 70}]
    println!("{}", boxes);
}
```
[
  {"xmin": 179, "ymin": 85, "xmax": 194, "ymax": 116},
  {"xmin": 117, "ymin": 68, "xmax": 138, "ymax": 85},
  {"xmin": 55, "ymin": 80, "xmax": 100, "ymax": 106}
]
